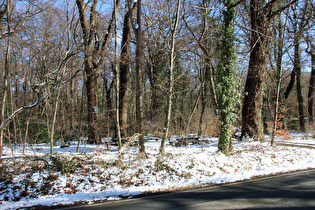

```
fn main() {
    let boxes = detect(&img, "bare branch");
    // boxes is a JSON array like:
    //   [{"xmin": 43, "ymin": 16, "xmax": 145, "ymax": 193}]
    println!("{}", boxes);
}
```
[
  {"xmin": 76, "ymin": 0, "xmax": 90, "ymax": 48},
  {"xmin": 96, "ymin": 0, "xmax": 121, "ymax": 72},
  {"xmin": 268, "ymin": 0, "xmax": 298, "ymax": 18},
  {"xmin": 0, "ymin": 94, "xmax": 40, "ymax": 131},
  {"xmin": 0, "ymin": 51, "xmax": 77, "ymax": 131}
]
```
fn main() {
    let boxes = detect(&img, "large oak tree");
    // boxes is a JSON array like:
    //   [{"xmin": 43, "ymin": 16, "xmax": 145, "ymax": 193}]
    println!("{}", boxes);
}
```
[{"xmin": 241, "ymin": 0, "xmax": 297, "ymax": 141}]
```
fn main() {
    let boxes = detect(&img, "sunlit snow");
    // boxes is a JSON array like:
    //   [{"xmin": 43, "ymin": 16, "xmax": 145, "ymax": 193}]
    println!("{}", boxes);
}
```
[{"xmin": 0, "ymin": 133, "xmax": 314, "ymax": 210}]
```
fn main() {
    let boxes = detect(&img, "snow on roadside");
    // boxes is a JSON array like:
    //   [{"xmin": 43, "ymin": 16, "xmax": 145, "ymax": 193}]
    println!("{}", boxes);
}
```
[{"xmin": 1, "ymin": 134, "xmax": 315, "ymax": 210}]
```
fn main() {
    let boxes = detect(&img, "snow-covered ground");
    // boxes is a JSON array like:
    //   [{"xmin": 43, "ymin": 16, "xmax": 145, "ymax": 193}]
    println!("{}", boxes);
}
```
[{"xmin": 0, "ymin": 133, "xmax": 315, "ymax": 210}]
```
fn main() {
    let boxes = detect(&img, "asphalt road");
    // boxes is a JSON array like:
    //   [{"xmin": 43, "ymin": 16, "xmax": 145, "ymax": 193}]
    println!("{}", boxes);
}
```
[{"xmin": 59, "ymin": 169, "xmax": 315, "ymax": 210}]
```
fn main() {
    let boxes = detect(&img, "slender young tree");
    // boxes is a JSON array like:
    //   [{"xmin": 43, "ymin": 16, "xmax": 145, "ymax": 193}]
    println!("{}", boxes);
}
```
[
  {"xmin": 270, "ymin": 18, "xmax": 285, "ymax": 146},
  {"xmin": 160, "ymin": 0, "xmax": 181, "ymax": 156},
  {"xmin": 114, "ymin": 0, "xmax": 122, "ymax": 150}
]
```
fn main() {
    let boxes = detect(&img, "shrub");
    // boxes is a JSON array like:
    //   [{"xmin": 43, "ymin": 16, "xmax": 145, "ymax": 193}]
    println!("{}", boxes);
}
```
[{"xmin": 51, "ymin": 156, "xmax": 82, "ymax": 175}]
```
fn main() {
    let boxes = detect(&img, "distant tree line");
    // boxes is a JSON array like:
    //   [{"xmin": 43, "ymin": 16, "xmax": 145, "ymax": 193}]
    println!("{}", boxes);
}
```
[{"xmin": 0, "ymin": 0, "xmax": 314, "ymax": 157}]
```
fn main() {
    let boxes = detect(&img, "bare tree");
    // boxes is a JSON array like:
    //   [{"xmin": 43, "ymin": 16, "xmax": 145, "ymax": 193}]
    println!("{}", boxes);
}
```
[
  {"xmin": 114, "ymin": 0, "xmax": 122, "ymax": 150},
  {"xmin": 160, "ymin": 0, "xmax": 181, "ymax": 156},
  {"xmin": 76, "ymin": 0, "xmax": 120, "ymax": 144},
  {"xmin": 283, "ymin": 2, "xmax": 311, "ymax": 131},
  {"xmin": 306, "ymin": 36, "xmax": 315, "ymax": 125},
  {"xmin": 0, "ymin": 0, "xmax": 10, "ymax": 158},
  {"xmin": 119, "ymin": 3, "xmax": 134, "ymax": 138},
  {"xmin": 241, "ymin": 0, "xmax": 297, "ymax": 141}
]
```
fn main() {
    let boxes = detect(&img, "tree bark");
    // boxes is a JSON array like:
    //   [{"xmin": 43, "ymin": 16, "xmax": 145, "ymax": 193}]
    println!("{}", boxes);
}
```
[
  {"xmin": 284, "ymin": 66, "xmax": 296, "ymax": 100},
  {"xmin": 305, "ymin": 35, "xmax": 315, "ymax": 125},
  {"xmin": 134, "ymin": 0, "xmax": 146, "ymax": 158},
  {"xmin": 135, "ymin": 0, "xmax": 143, "ymax": 134},
  {"xmin": 295, "ymin": 42, "xmax": 305, "ymax": 131},
  {"xmin": 160, "ymin": 0, "xmax": 181, "ymax": 156},
  {"xmin": 241, "ymin": 0, "xmax": 269, "ymax": 141},
  {"xmin": 119, "ymin": 5, "xmax": 132, "ymax": 138},
  {"xmin": 292, "ymin": 5, "xmax": 305, "ymax": 131},
  {"xmin": 85, "ymin": 58, "xmax": 99, "ymax": 144},
  {"xmin": 114, "ymin": 5, "xmax": 122, "ymax": 150},
  {"xmin": 308, "ymin": 51, "xmax": 315, "ymax": 124},
  {"xmin": 271, "ymin": 20, "xmax": 284, "ymax": 146},
  {"xmin": 241, "ymin": 0, "xmax": 298, "ymax": 141},
  {"xmin": 0, "ymin": 1, "xmax": 10, "ymax": 158}
]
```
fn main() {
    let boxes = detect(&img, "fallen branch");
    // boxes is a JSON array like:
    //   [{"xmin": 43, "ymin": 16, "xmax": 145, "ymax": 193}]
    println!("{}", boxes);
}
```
[{"xmin": 117, "ymin": 133, "xmax": 140, "ymax": 157}]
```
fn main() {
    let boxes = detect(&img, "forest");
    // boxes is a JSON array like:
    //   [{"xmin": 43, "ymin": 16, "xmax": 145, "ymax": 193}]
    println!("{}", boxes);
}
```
[{"xmin": 0, "ymin": 0, "xmax": 314, "ymax": 157}]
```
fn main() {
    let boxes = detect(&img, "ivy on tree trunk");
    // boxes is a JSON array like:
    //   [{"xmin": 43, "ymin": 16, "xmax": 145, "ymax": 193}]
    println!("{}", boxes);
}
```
[{"xmin": 216, "ymin": 0, "xmax": 239, "ymax": 154}]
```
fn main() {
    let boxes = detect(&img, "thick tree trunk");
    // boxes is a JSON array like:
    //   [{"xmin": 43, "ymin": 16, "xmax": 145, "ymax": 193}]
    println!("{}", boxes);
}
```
[
  {"xmin": 134, "ymin": 0, "xmax": 146, "ymax": 157},
  {"xmin": 241, "ymin": 33, "xmax": 267, "ymax": 140},
  {"xmin": 119, "ymin": 7, "xmax": 132, "ymax": 138},
  {"xmin": 241, "ymin": 0, "xmax": 298, "ymax": 140},
  {"xmin": 85, "ymin": 63, "xmax": 99, "ymax": 144},
  {"xmin": 241, "ymin": 0, "xmax": 270, "ymax": 141},
  {"xmin": 198, "ymin": 59, "xmax": 211, "ymax": 136}
]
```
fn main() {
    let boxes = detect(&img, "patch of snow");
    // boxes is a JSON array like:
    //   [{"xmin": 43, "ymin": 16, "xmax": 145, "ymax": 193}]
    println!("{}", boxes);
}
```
[{"xmin": 0, "ymin": 133, "xmax": 315, "ymax": 209}]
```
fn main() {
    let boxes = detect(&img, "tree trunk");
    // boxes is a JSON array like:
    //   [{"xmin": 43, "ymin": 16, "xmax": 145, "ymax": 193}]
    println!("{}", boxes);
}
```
[
  {"xmin": 160, "ymin": 0, "xmax": 181, "ymax": 156},
  {"xmin": 0, "ymin": 41, "xmax": 8, "ymax": 158},
  {"xmin": 241, "ymin": 0, "xmax": 298, "ymax": 141},
  {"xmin": 284, "ymin": 66, "xmax": 296, "ymax": 100},
  {"xmin": 114, "ymin": 2, "xmax": 122, "ymax": 150},
  {"xmin": 119, "ymin": 6, "xmax": 132, "ymax": 138},
  {"xmin": 0, "ymin": 1, "xmax": 10, "ymax": 158},
  {"xmin": 50, "ymin": 86, "xmax": 62, "ymax": 155},
  {"xmin": 198, "ymin": 85, "xmax": 206, "ymax": 136},
  {"xmin": 241, "ymin": 0, "xmax": 271, "ymax": 141},
  {"xmin": 198, "ymin": 59, "xmax": 211, "ymax": 136},
  {"xmin": 295, "ymin": 42, "xmax": 305, "ymax": 131},
  {"xmin": 134, "ymin": 0, "xmax": 146, "ymax": 158},
  {"xmin": 308, "ymin": 52, "xmax": 315, "ymax": 124},
  {"xmin": 292, "ymin": 5, "xmax": 305, "ymax": 131},
  {"xmin": 85, "ymin": 62, "xmax": 100, "ymax": 144},
  {"xmin": 271, "ymin": 20, "xmax": 284, "ymax": 146},
  {"xmin": 217, "ymin": 0, "xmax": 238, "ymax": 154},
  {"xmin": 135, "ymin": 0, "xmax": 143, "ymax": 135}
]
